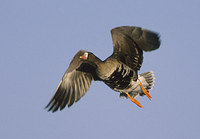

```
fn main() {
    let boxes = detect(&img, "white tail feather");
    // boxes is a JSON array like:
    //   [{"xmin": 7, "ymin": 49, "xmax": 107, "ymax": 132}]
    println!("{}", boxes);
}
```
[{"xmin": 138, "ymin": 71, "xmax": 155, "ymax": 93}]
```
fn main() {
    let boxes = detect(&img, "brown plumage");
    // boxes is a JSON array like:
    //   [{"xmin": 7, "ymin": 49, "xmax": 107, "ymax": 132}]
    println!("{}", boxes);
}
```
[{"xmin": 46, "ymin": 26, "xmax": 160, "ymax": 112}]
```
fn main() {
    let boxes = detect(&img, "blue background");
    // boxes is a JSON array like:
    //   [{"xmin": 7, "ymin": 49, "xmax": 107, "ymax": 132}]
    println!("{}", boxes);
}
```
[{"xmin": 1, "ymin": 0, "xmax": 200, "ymax": 138}]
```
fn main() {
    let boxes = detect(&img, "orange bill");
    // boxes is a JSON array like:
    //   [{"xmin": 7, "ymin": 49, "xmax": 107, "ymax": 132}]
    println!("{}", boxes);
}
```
[
  {"xmin": 125, "ymin": 93, "xmax": 143, "ymax": 108},
  {"xmin": 138, "ymin": 79, "xmax": 152, "ymax": 100}
]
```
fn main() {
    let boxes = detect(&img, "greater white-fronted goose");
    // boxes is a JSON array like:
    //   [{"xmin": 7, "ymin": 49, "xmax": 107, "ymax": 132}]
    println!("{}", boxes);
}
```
[{"xmin": 46, "ymin": 26, "xmax": 160, "ymax": 112}]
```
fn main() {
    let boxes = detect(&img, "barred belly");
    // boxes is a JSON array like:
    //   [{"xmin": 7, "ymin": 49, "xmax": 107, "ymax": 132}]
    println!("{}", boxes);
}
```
[{"xmin": 103, "ymin": 64, "xmax": 137, "ymax": 92}]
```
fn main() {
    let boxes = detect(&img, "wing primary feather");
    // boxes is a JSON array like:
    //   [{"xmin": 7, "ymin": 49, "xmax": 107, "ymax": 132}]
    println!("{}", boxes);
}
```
[
  {"xmin": 48, "ymin": 99, "xmax": 56, "ymax": 112},
  {"xmin": 52, "ymin": 88, "xmax": 66, "ymax": 112},
  {"xmin": 79, "ymin": 75, "xmax": 86, "ymax": 98},
  {"xmin": 68, "ymin": 83, "xmax": 75, "ymax": 107},
  {"xmin": 76, "ymin": 75, "xmax": 84, "ymax": 102},
  {"xmin": 60, "ymin": 88, "xmax": 71, "ymax": 110},
  {"xmin": 84, "ymin": 75, "xmax": 90, "ymax": 90},
  {"xmin": 46, "ymin": 84, "xmax": 64, "ymax": 111},
  {"xmin": 75, "ymin": 78, "xmax": 81, "ymax": 102},
  {"xmin": 45, "ymin": 81, "xmax": 62, "ymax": 109},
  {"xmin": 66, "ymin": 84, "xmax": 73, "ymax": 107},
  {"xmin": 60, "ymin": 89, "xmax": 70, "ymax": 110},
  {"xmin": 72, "ymin": 80, "xmax": 78, "ymax": 104}
]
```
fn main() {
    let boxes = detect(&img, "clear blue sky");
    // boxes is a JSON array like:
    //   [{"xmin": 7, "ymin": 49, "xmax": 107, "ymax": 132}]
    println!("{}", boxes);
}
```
[{"xmin": 1, "ymin": 0, "xmax": 200, "ymax": 139}]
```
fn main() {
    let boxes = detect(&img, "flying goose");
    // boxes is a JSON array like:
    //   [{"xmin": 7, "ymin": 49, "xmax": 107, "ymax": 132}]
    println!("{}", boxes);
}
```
[{"xmin": 46, "ymin": 26, "xmax": 160, "ymax": 112}]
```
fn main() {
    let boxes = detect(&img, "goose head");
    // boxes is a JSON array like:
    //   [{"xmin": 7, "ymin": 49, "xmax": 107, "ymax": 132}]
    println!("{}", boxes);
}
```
[
  {"xmin": 80, "ymin": 52, "xmax": 89, "ymax": 60},
  {"xmin": 80, "ymin": 51, "xmax": 101, "ymax": 63}
]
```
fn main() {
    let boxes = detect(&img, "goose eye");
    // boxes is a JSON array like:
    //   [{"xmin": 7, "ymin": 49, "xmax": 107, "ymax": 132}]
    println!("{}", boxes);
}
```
[{"xmin": 80, "ymin": 52, "xmax": 88, "ymax": 60}]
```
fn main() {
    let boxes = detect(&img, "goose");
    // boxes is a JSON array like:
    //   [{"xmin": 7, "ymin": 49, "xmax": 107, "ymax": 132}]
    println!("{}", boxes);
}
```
[{"xmin": 46, "ymin": 26, "xmax": 160, "ymax": 112}]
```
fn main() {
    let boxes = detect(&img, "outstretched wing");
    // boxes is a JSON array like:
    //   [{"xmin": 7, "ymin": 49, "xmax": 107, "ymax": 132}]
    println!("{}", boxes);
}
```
[
  {"xmin": 111, "ymin": 26, "xmax": 160, "ymax": 70},
  {"xmin": 45, "ymin": 50, "xmax": 95, "ymax": 112}
]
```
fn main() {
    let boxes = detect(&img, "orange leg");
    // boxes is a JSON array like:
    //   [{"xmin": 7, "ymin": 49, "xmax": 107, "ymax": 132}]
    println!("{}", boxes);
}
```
[
  {"xmin": 125, "ymin": 93, "xmax": 143, "ymax": 108},
  {"xmin": 138, "ymin": 79, "xmax": 152, "ymax": 100}
]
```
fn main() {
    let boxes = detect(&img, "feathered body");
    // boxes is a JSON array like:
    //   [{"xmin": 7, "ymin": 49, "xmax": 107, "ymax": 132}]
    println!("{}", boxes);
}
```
[{"xmin": 46, "ymin": 26, "xmax": 160, "ymax": 112}]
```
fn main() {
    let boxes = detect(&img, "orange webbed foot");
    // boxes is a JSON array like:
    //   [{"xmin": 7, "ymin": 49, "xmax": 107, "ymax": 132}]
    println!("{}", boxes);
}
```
[
  {"xmin": 138, "ymin": 79, "xmax": 152, "ymax": 100},
  {"xmin": 125, "ymin": 93, "xmax": 143, "ymax": 108}
]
